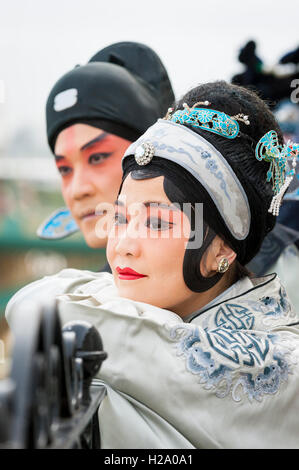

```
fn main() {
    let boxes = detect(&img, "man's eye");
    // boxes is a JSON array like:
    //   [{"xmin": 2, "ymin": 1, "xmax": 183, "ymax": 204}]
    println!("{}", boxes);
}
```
[
  {"xmin": 114, "ymin": 213, "xmax": 127, "ymax": 225},
  {"xmin": 89, "ymin": 153, "xmax": 112, "ymax": 164},
  {"xmin": 58, "ymin": 166, "xmax": 72, "ymax": 176},
  {"xmin": 146, "ymin": 217, "xmax": 172, "ymax": 231}
]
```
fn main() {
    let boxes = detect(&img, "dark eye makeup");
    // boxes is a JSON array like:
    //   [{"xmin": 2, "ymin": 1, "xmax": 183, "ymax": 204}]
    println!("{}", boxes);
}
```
[
  {"xmin": 56, "ymin": 152, "xmax": 113, "ymax": 177},
  {"xmin": 114, "ymin": 213, "xmax": 128, "ymax": 225},
  {"xmin": 88, "ymin": 152, "xmax": 113, "ymax": 164},
  {"xmin": 57, "ymin": 166, "xmax": 72, "ymax": 176},
  {"xmin": 114, "ymin": 212, "xmax": 174, "ymax": 231},
  {"xmin": 146, "ymin": 217, "xmax": 174, "ymax": 231}
]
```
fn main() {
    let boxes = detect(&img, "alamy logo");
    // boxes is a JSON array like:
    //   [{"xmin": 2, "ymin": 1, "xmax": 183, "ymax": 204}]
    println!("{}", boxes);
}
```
[
  {"xmin": 94, "ymin": 200, "xmax": 204, "ymax": 249},
  {"xmin": 290, "ymin": 79, "xmax": 299, "ymax": 104}
]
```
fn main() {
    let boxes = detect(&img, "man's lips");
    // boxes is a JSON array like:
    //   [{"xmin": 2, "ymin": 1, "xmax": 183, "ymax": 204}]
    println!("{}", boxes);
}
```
[
  {"xmin": 116, "ymin": 266, "xmax": 147, "ymax": 280},
  {"xmin": 79, "ymin": 209, "xmax": 105, "ymax": 220}
]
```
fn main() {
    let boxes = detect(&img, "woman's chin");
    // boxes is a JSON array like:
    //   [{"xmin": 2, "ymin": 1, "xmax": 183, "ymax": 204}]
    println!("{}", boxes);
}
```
[
  {"xmin": 116, "ymin": 284, "xmax": 164, "ymax": 308},
  {"xmin": 117, "ymin": 284, "xmax": 150, "ymax": 303}
]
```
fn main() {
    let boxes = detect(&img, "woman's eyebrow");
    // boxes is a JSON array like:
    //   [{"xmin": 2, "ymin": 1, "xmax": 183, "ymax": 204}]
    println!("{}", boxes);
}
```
[
  {"xmin": 143, "ymin": 201, "xmax": 179, "ymax": 211},
  {"xmin": 114, "ymin": 200, "xmax": 125, "ymax": 207},
  {"xmin": 114, "ymin": 200, "xmax": 179, "ymax": 211},
  {"xmin": 80, "ymin": 132, "xmax": 110, "ymax": 151}
]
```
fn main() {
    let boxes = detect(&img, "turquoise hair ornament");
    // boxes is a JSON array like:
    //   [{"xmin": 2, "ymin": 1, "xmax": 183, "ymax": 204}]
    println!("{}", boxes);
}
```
[
  {"xmin": 166, "ymin": 101, "xmax": 250, "ymax": 140},
  {"xmin": 255, "ymin": 130, "xmax": 299, "ymax": 215}
]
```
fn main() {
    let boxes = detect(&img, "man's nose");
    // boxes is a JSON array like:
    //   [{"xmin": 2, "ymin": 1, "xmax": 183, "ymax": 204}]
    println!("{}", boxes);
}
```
[{"xmin": 71, "ymin": 167, "xmax": 95, "ymax": 200}]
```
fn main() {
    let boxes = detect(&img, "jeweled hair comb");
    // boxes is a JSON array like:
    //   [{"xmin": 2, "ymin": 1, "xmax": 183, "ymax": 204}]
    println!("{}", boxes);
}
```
[{"xmin": 165, "ymin": 101, "xmax": 250, "ymax": 140}]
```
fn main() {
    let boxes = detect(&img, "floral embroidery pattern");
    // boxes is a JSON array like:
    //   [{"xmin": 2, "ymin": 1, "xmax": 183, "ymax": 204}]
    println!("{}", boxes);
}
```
[
  {"xmin": 231, "ymin": 350, "xmax": 291, "ymax": 402},
  {"xmin": 245, "ymin": 286, "xmax": 295, "ymax": 326},
  {"xmin": 170, "ymin": 324, "xmax": 295, "ymax": 403},
  {"xmin": 182, "ymin": 140, "xmax": 230, "ymax": 201}
]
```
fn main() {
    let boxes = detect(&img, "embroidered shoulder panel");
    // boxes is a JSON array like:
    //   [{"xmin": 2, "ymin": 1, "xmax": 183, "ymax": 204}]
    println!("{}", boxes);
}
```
[
  {"xmin": 204, "ymin": 285, "xmax": 296, "ymax": 331},
  {"xmin": 170, "ymin": 323, "xmax": 297, "ymax": 403}
]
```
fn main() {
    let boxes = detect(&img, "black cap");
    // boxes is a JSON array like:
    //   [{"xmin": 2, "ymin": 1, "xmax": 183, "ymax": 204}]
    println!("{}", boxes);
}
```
[{"xmin": 46, "ymin": 42, "xmax": 175, "ymax": 152}]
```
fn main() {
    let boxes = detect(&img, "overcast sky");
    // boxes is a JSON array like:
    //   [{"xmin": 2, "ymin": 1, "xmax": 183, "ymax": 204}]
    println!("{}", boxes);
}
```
[{"xmin": 0, "ymin": 0, "xmax": 298, "ymax": 152}]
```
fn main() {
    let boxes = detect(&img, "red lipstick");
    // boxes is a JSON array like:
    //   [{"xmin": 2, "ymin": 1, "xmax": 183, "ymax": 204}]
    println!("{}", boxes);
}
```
[{"xmin": 116, "ymin": 266, "xmax": 147, "ymax": 280}]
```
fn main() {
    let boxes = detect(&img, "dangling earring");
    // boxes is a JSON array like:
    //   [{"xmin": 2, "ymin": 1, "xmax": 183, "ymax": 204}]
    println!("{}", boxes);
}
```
[{"xmin": 217, "ymin": 258, "xmax": 229, "ymax": 273}]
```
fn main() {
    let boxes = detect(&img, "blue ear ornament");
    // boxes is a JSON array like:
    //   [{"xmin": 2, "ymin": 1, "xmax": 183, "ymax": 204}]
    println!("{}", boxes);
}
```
[{"xmin": 37, "ymin": 207, "xmax": 79, "ymax": 239}]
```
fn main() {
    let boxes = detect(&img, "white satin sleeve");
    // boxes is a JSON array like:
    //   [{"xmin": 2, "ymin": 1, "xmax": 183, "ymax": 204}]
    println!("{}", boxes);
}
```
[{"xmin": 5, "ymin": 269, "xmax": 114, "ymax": 327}]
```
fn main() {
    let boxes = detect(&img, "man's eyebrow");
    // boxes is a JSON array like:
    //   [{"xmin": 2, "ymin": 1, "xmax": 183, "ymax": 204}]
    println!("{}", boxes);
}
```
[
  {"xmin": 54, "ymin": 133, "xmax": 109, "ymax": 159},
  {"xmin": 80, "ymin": 132, "xmax": 109, "ymax": 151}
]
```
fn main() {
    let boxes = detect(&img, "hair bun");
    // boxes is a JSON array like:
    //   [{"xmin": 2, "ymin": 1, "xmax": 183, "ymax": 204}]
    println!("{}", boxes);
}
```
[{"xmin": 88, "ymin": 42, "xmax": 175, "ymax": 116}]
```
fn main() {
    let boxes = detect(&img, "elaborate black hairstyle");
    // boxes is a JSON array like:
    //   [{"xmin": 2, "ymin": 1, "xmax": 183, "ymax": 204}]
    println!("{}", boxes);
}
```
[
  {"xmin": 122, "ymin": 81, "xmax": 283, "ymax": 292},
  {"xmin": 46, "ymin": 42, "xmax": 175, "ymax": 152}
]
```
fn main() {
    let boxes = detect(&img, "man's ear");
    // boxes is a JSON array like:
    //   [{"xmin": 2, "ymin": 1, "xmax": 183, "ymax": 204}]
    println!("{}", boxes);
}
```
[{"xmin": 201, "ymin": 235, "xmax": 237, "ymax": 276}]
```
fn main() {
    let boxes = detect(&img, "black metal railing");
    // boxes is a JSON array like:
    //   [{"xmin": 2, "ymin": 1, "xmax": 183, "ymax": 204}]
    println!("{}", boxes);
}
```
[{"xmin": 0, "ymin": 302, "xmax": 107, "ymax": 449}]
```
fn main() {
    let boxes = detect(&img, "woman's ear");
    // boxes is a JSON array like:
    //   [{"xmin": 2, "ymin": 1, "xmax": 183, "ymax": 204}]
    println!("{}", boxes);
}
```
[{"xmin": 201, "ymin": 235, "xmax": 237, "ymax": 276}]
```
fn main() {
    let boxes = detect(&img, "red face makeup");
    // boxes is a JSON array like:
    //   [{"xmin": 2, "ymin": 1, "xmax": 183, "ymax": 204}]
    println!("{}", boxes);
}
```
[{"xmin": 54, "ymin": 123, "xmax": 131, "ymax": 248}]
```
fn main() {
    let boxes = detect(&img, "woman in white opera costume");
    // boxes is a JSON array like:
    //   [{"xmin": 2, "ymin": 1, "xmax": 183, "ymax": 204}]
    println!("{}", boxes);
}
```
[{"xmin": 6, "ymin": 81, "xmax": 299, "ymax": 449}]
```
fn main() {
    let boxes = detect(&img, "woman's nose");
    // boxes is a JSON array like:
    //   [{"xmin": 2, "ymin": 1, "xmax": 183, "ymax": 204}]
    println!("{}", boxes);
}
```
[{"xmin": 114, "ymin": 222, "xmax": 142, "ymax": 258}]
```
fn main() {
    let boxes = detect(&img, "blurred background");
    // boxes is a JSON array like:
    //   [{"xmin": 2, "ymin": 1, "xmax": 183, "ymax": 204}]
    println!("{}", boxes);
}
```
[{"xmin": 0, "ymin": 0, "xmax": 299, "ymax": 373}]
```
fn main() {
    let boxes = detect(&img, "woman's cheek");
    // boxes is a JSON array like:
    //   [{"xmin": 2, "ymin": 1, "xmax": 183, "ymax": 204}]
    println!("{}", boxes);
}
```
[{"xmin": 106, "ymin": 235, "xmax": 116, "ymax": 265}]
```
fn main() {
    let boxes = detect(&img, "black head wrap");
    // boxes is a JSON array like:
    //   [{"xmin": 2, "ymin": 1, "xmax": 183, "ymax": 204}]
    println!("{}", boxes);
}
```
[{"xmin": 46, "ymin": 42, "xmax": 175, "ymax": 152}]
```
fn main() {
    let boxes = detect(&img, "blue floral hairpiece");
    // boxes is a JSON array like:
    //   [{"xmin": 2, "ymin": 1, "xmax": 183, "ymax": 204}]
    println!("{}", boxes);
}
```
[
  {"xmin": 165, "ymin": 102, "xmax": 298, "ymax": 216},
  {"xmin": 165, "ymin": 101, "xmax": 250, "ymax": 140},
  {"xmin": 255, "ymin": 130, "xmax": 299, "ymax": 215}
]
